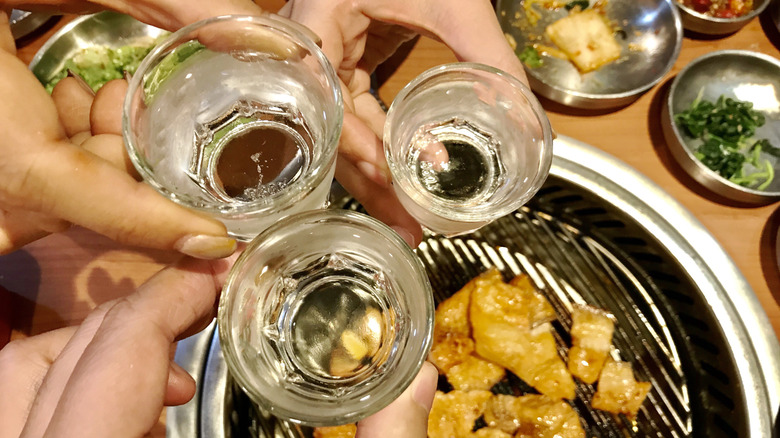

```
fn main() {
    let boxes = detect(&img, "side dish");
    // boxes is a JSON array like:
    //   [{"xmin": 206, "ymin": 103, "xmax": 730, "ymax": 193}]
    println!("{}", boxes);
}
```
[
  {"xmin": 545, "ymin": 9, "xmax": 622, "ymax": 73},
  {"xmin": 675, "ymin": 93, "xmax": 778, "ymax": 190},
  {"xmin": 43, "ymin": 38, "xmax": 163, "ymax": 93},
  {"xmin": 508, "ymin": 0, "xmax": 623, "ymax": 73},
  {"xmin": 677, "ymin": 0, "xmax": 753, "ymax": 18}
]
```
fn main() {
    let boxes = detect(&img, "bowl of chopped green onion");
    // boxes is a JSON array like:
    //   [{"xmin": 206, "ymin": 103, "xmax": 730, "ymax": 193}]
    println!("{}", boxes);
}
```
[
  {"xmin": 29, "ymin": 11, "xmax": 168, "ymax": 93},
  {"xmin": 662, "ymin": 50, "xmax": 780, "ymax": 204}
]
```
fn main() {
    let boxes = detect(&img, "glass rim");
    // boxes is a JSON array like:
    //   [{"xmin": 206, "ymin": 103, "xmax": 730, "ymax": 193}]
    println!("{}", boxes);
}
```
[
  {"xmin": 122, "ymin": 14, "xmax": 343, "ymax": 216},
  {"xmin": 217, "ymin": 209, "xmax": 434, "ymax": 425},
  {"xmin": 383, "ymin": 62, "xmax": 554, "ymax": 221}
]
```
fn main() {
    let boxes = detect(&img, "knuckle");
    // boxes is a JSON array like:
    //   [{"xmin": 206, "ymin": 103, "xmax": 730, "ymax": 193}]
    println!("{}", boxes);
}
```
[{"xmin": 0, "ymin": 339, "xmax": 33, "ymax": 374}]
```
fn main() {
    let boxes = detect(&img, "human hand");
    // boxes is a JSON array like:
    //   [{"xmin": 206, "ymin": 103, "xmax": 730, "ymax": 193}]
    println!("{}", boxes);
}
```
[
  {"xmin": 0, "ymin": 0, "xmax": 263, "ymax": 32},
  {"xmin": 0, "ymin": 43, "xmax": 239, "ymax": 257},
  {"xmin": 279, "ymin": 0, "xmax": 527, "ymax": 246},
  {"xmin": 0, "ymin": 253, "xmax": 437, "ymax": 438},
  {"xmin": 0, "ymin": 255, "xmax": 236, "ymax": 438},
  {"xmin": 356, "ymin": 361, "xmax": 438, "ymax": 437},
  {"xmin": 314, "ymin": 361, "xmax": 438, "ymax": 438}
]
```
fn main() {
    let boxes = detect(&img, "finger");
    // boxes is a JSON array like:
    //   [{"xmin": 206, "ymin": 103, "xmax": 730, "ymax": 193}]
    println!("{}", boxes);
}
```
[
  {"xmin": 0, "ymin": 11, "xmax": 15, "ymax": 55},
  {"xmin": 9, "ymin": 140, "xmax": 235, "ymax": 259},
  {"xmin": 0, "ymin": 209, "xmax": 69, "ymax": 255},
  {"xmin": 335, "ymin": 156, "xmax": 422, "ymax": 246},
  {"xmin": 359, "ymin": 22, "xmax": 418, "ymax": 74},
  {"xmin": 95, "ymin": 0, "xmax": 265, "ymax": 32},
  {"xmin": 20, "ymin": 304, "xmax": 114, "ymax": 438},
  {"xmin": 339, "ymin": 112, "xmax": 391, "ymax": 187},
  {"xmin": 51, "ymin": 77, "xmax": 94, "ymax": 137},
  {"xmin": 352, "ymin": 92, "xmax": 387, "ymax": 142},
  {"xmin": 41, "ymin": 255, "xmax": 237, "ymax": 437},
  {"xmin": 69, "ymin": 131, "xmax": 92, "ymax": 147},
  {"xmin": 79, "ymin": 134, "xmax": 139, "ymax": 178},
  {"xmin": 356, "ymin": 362, "xmax": 437, "ymax": 438},
  {"xmin": 163, "ymin": 344, "xmax": 196, "ymax": 406},
  {"xmin": 191, "ymin": 14, "xmax": 312, "ymax": 63},
  {"xmin": 0, "ymin": 327, "xmax": 77, "ymax": 438},
  {"xmin": 164, "ymin": 361, "xmax": 196, "ymax": 406},
  {"xmin": 358, "ymin": 0, "xmax": 527, "ymax": 84},
  {"xmin": 90, "ymin": 79, "xmax": 127, "ymax": 136}
]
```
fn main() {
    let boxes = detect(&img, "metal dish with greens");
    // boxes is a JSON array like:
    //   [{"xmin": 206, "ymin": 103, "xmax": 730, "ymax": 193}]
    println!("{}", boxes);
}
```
[
  {"xmin": 42, "ymin": 36, "xmax": 165, "ymax": 93},
  {"xmin": 675, "ymin": 93, "xmax": 778, "ymax": 191}
]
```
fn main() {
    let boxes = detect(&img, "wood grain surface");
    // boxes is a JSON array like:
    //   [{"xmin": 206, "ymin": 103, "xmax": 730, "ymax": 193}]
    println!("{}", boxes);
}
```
[{"xmin": 4, "ymin": 6, "xmax": 780, "ymax": 437}]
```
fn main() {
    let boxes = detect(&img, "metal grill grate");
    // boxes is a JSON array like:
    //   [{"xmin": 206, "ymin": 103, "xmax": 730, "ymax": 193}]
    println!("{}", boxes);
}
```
[
  {"xmin": 224, "ymin": 176, "xmax": 751, "ymax": 438},
  {"xmin": 416, "ymin": 207, "xmax": 691, "ymax": 437}
]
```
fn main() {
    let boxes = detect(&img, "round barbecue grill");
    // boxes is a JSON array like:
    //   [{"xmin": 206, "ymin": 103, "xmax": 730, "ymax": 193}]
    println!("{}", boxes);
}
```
[{"xmin": 168, "ymin": 135, "xmax": 780, "ymax": 438}]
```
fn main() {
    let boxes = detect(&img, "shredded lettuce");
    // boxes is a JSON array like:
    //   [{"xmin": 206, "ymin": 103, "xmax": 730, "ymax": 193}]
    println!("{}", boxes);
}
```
[{"xmin": 43, "ymin": 36, "xmax": 166, "ymax": 93}]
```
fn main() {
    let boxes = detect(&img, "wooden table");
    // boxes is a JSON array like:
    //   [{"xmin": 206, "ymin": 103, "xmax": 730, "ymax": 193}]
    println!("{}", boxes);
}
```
[{"xmin": 4, "ymin": 7, "xmax": 780, "ymax": 436}]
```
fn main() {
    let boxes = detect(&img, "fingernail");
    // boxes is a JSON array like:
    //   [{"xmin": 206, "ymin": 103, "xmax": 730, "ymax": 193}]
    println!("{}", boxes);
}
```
[
  {"xmin": 391, "ymin": 226, "xmax": 416, "ymax": 247},
  {"xmin": 411, "ymin": 362, "xmax": 438, "ymax": 412},
  {"xmin": 67, "ymin": 68, "xmax": 96, "ymax": 96},
  {"xmin": 357, "ymin": 161, "xmax": 391, "ymax": 187},
  {"xmin": 174, "ymin": 234, "xmax": 237, "ymax": 259}
]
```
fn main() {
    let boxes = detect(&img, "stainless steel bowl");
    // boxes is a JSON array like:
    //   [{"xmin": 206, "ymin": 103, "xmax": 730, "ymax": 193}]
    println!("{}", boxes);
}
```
[
  {"xmin": 661, "ymin": 50, "xmax": 780, "ymax": 204},
  {"xmin": 675, "ymin": 0, "xmax": 770, "ymax": 35},
  {"xmin": 496, "ymin": 0, "xmax": 683, "ymax": 109},
  {"xmin": 28, "ymin": 11, "xmax": 166, "ymax": 86},
  {"xmin": 10, "ymin": 9, "xmax": 56, "ymax": 40}
]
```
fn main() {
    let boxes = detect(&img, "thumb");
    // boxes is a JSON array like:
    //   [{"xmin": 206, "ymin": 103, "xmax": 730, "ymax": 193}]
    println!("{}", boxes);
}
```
[{"xmin": 356, "ymin": 361, "xmax": 437, "ymax": 438}]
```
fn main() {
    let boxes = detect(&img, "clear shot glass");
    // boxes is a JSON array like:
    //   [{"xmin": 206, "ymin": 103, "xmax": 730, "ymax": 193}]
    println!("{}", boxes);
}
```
[
  {"xmin": 217, "ymin": 209, "xmax": 434, "ymax": 426},
  {"xmin": 383, "ymin": 62, "xmax": 554, "ymax": 236},
  {"xmin": 123, "ymin": 15, "xmax": 342, "ymax": 240}
]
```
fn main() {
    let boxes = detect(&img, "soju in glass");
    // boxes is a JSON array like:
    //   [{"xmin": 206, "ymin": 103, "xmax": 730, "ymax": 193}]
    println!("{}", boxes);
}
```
[
  {"xmin": 217, "ymin": 209, "xmax": 434, "ymax": 426},
  {"xmin": 123, "ymin": 14, "xmax": 342, "ymax": 240},
  {"xmin": 383, "ymin": 62, "xmax": 553, "ymax": 236}
]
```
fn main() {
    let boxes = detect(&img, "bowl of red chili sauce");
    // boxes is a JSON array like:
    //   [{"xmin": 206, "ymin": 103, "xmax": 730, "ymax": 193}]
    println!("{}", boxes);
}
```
[{"xmin": 675, "ymin": 0, "xmax": 769, "ymax": 34}]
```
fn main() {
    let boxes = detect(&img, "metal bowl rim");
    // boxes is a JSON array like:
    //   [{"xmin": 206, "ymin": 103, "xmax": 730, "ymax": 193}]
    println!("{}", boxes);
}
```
[
  {"xmin": 674, "ymin": 0, "xmax": 770, "ymax": 24},
  {"xmin": 28, "ymin": 12, "xmax": 103, "ymax": 71},
  {"xmin": 665, "ymin": 49, "xmax": 780, "ymax": 198},
  {"xmin": 512, "ymin": 0, "xmax": 684, "ymax": 102}
]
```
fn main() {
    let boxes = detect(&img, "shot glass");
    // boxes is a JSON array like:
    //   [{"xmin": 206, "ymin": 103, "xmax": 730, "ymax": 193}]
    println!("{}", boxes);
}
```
[
  {"xmin": 383, "ymin": 62, "xmax": 554, "ymax": 236},
  {"xmin": 217, "ymin": 209, "xmax": 434, "ymax": 426},
  {"xmin": 123, "ymin": 15, "xmax": 343, "ymax": 240}
]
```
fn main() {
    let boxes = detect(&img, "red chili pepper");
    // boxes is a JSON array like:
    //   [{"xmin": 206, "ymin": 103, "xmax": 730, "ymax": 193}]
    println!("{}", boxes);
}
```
[{"xmin": 688, "ymin": 0, "xmax": 712, "ymax": 13}]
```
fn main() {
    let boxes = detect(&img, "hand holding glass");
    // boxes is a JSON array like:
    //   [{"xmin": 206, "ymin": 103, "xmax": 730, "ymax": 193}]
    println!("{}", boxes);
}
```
[
  {"xmin": 383, "ymin": 62, "xmax": 553, "ymax": 236},
  {"xmin": 217, "ymin": 209, "xmax": 433, "ymax": 426},
  {"xmin": 123, "ymin": 15, "xmax": 342, "ymax": 240}
]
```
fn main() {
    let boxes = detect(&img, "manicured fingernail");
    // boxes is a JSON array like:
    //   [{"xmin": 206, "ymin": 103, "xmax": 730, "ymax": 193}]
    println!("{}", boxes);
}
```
[
  {"xmin": 174, "ymin": 234, "xmax": 237, "ymax": 259},
  {"xmin": 357, "ymin": 161, "xmax": 391, "ymax": 187},
  {"xmin": 411, "ymin": 362, "xmax": 438, "ymax": 412},
  {"xmin": 391, "ymin": 226, "xmax": 416, "ymax": 247}
]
